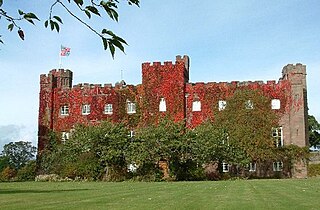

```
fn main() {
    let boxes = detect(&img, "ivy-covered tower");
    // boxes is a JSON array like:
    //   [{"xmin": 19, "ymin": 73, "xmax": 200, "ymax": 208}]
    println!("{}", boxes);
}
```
[
  {"xmin": 38, "ymin": 69, "xmax": 73, "ymax": 151},
  {"xmin": 141, "ymin": 55, "xmax": 190, "ymax": 124}
]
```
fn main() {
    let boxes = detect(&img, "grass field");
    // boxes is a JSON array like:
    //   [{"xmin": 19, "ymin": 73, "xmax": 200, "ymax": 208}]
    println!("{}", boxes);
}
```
[{"xmin": 1, "ymin": 178, "xmax": 320, "ymax": 210}]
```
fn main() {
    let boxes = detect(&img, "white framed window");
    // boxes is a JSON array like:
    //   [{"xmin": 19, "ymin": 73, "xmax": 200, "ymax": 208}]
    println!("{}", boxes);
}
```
[
  {"xmin": 272, "ymin": 127, "xmax": 283, "ymax": 147},
  {"xmin": 249, "ymin": 162, "xmax": 256, "ymax": 172},
  {"xmin": 60, "ymin": 105, "xmax": 69, "ymax": 116},
  {"xmin": 61, "ymin": 132, "xmax": 69, "ymax": 144},
  {"xmin": 82, "ymin": 104, "xmax": 91, "ymax": 115},
  {"xmin": 218, "ymin": 100, "xmax": 226, "ymax": 111},
  {"xmin": 128, "ymin": 163, "xmax": 138, "ymax": 172},
  {"xmin": 273, "ymin": 161, "xmax": 283, "ymax": 171},
  {"xmin": 128, "ymin": 130, "xmax": 135, "ymax": 138},
  {"xmin": 245, "ymin": 100, "xmax": 253, "ymax": 109},
  {"xmin": 192, "ymin": 100, "xmax": 201, "ymax": 112},
  {"xmin": 222, "ymin": 133, "xmax": 229, "ymax": 146},
  {"xmin": 271, "ymin": 99, "xmax": 281, "ymax": 110},
  {"xmin": 159, "ymin": 98, "xmax": 166, "ymax": 112},
  {"xmin": 104, "ymin": 104, "xmax": 113, "ymax": 115},
  {"xmin": 222, "ymin": 162, "xmax": 229, "ymax": 172},
  {"xmin": 127, "ymin": 101, "xmax": 136, "ymax": 114}
]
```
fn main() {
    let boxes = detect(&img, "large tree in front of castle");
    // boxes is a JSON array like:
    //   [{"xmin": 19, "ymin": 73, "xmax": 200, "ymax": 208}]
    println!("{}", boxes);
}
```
[{"xmin": 213, "ymin": 89, "xmax": 280, "ymax": 168}]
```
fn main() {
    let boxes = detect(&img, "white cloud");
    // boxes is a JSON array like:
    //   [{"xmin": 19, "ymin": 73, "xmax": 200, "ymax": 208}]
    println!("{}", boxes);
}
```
[{"xmin": 0, "ymin": 125, "xmax": 37, "ymax": 152}]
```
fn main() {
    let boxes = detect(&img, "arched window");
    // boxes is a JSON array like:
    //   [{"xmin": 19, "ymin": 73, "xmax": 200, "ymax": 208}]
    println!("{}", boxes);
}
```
[{"xmin": 159, "ymin": 98, "xmax": 166, "ymax": 112}]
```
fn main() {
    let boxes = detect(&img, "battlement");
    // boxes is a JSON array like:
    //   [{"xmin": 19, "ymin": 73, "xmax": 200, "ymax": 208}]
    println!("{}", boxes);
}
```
[
  {"xmin": 188, "ymin": 80, "xmax": 280, "ymax": 87},
  {"xmin": 142, "ymin": 61, "xmax": 175, "ymax": 67},
  {"xmin": 73, "ymin": 83, "xmax": 116, "ymax": 89},
  {"xmin": 49, "ymin": 69, "xmax": 73, "ymax": 77},
  {"xmin": 282, "ymin": 63, "xmax": 306, "ymax": 75},
  {"xmin": 142, "ymin": 55, "xmax": 190, "ymax": 69}
]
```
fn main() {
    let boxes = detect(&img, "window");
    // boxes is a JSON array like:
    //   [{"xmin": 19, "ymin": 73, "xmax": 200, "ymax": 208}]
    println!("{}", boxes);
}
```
[
  {"xmin": 61, "ymin": 132, "xmax": 69, "ymax": 144},
  {"xmin": 222, "ymin": 162, "xmax": 229, "ymax": 172},
  {"xmin": 82, "ymin": 104, "xmax": 90, "ymax": 115},
  {"xmin": 127, "ymin": 101, "xmax": 136, "ymax": 114},
  {"xmin": 128, "ymin": 163, "xmax": 138, "ymax": 172},
  {"xmin": 218, "ymin": 100, "xmax": 226, "ymax": 111},
  {"xmin": 222, "ymin": 132, "xmax": 229, "ymax": 146},
  {"xmin": 104, "ymin": 104, "xmax": 113, "ymax": 114},
  {"xmin": 159, "ymin": 98, "xmax": 166, "ymax": 112},
  {"xmin": 272, "ymin": 127, "xmax": 283, "ymax": 147},
  {"xmin": 271, "ymin": 99, "xmax": 281, "ymax": 110},
  {"xmin": 245, "ymin": 100, "xmax": 253, "ymax": 109},
  {"xmin": 273, "ymin": 161, "xmax": 283, "ymax": 171},
  {"xmin": 192, "ymin": 100, "xmax": 201, "ymax": 112},
  {"xmin": 128, "ymin": 130, "xmax": 135, "ymax": 138},
  {"xmin": 60, "ymin": 105, "xmax": 69, "ymax": 116},
  {"xmin": 249, "ymin": 162, "xmax": 256, "ymax": 172}
]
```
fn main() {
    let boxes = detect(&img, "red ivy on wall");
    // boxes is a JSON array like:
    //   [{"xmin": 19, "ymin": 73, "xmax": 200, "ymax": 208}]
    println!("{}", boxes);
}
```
[{"xmin": 38, "ymin": 59, "xmax": 302, "ymax": 151}]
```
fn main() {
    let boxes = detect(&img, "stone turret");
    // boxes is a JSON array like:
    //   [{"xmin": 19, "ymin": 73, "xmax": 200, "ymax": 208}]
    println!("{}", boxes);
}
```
[
  {"xmin": 281, "ymin": 63, "xmax": 308, "ymax": 178},
  {"xmin": 281, "ymin": 63, "xmax": 308, "ymax": 147}
]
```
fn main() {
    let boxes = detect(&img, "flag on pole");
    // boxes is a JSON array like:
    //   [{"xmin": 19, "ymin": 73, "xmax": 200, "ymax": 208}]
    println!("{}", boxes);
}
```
[{"xmin": 60, "ymin": 45, "xmax": 71, "ymax": 56}]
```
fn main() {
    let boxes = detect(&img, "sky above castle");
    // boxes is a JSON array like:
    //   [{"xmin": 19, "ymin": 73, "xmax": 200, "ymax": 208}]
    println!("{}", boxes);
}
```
[{"xmin": 0, "ymin": 0, "xmax": 319, "ymax": 149}]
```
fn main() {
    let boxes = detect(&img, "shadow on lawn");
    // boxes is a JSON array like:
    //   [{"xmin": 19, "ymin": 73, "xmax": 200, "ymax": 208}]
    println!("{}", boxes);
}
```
[{"xmin": 0, "ymin": 188, "xmax": 90, "ymax": 194}]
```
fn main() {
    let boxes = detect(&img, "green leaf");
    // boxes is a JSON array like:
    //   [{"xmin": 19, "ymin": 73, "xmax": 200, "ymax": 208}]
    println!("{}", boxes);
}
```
[
  {"xmin": 24, "ymin": 13, "xmax": 40, "ymax": 21},
  {"xmin": 101, "ymin": 29, "xmax": 115, "ymax": 37},
  {"xmin": 115, "ymin": 36, "xmax": 127, "ymax": 45},
  {"xmin": 109, "ymin": 42, "xmax": 115, "ymax": 58},
  {"xmin": 85, "ymin": 10, "xmax": 91, "ymax": 19},
  {"xmin": 0, "ymin": 0, "xmax": 3, "ymax": 7},
  {"xmin": 53, "ymin": 16, "xmax": 63, "ymax": 24},
  {"xmin": 86, "ymin": 6, "xmax": 100, "ymax": 16},
  {"xmin": 18, "ymin": 10, "xmax": 24, "ymax": 15},
  {"xmin": 110, "ymin": 39, "xmax": 124, "ymax": 52},
  {"xmin": 113, "ymin": 11, "xmax": 118, "ymax": 22},
  {"xmin": 8, "ymin": 23, "xmax": 14, "ymax": 31},
  {"xmin": 50, "ymin": 20, "xmax": 54, "ymax": 31},
  {"xmin": 74, "ymin": 0, "xmax": 83, "ymax": 6},
  {"xmin": 53, "ymin": 22, "xmax": 60, "ymax": 32},
  {"xmin": 44, "ymin": 20, "xmax": 49, "ymax": 28},
  {"xmin": 106, "ymin": 8, "xmax": 118, "ymax": 21},
  {"xmin": 102, "ymin": 37, "xmax": 108, "ymax": 50},
  {"xmin": 25, "ymin": 18, "xmax": 35, "ymax": 25}
]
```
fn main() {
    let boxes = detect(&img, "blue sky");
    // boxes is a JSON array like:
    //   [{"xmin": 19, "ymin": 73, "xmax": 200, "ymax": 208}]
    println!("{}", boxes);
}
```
[{"xmin": 0, "ymin": 0, "xmax": 319, "ymax": 149}]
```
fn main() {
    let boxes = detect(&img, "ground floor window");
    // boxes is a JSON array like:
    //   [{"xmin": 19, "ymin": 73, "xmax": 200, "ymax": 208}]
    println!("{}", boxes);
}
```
[
  {"xmin": 61, "ymin": 132, "xmax": 69, "ymax": 144},
  {"xmin": 249, "ymin": 162, "xmax": 256, "ymax": 172},
  {"xmin": 273, "ymin": 161, "xmax": 283, "ymax": 171},
  {"xmin": 222, "ymin": 162, "xmax": 229, "ymax": 172}
]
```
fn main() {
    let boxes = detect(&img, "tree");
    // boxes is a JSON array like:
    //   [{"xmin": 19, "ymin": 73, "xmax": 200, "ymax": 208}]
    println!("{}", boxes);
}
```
[
  {"xmin": 192, "ymin": 121, "xmax": 244, "ymax": 174},
  {"xmin": 1, "ymin": 141, "xmax": 37, "ymax": 170},
  {"xmin": 0, "ymin": 0, "xmax": 140, "ymax": 58},
  {"xmin": 128, "ymin": 118, "xmax": 185, "ymax": 180},
  {"xmin": 308, "ymin": 115, "xmax": 320, "ymax": 147},
  {"xmin": 214, "ymin": 89, "xmax": 279, "ymax": 165},
  {"xmin": 0, "ymin": 155, "xmax": 10, "ymax": 172}
]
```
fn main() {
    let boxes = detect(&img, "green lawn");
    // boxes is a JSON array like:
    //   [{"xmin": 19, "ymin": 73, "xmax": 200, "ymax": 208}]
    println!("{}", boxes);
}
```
[{"xmin": 1, "ymin": 179, "xmax": 319, "ymax": 210}]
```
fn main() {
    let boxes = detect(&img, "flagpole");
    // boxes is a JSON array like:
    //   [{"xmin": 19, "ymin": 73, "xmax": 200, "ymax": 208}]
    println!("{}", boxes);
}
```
[{"xmin": 59, "ymin": 45, "xmax": 62, "ymax": 69}]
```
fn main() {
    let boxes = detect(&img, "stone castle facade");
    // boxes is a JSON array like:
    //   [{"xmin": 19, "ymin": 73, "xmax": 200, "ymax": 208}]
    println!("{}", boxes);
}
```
[{"xmin": 38, "ymin": 55, "xmax": 308, "ymax": 178}]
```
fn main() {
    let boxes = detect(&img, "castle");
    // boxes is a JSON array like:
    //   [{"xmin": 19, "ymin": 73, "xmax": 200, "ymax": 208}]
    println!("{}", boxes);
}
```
[{"xmin": 38, "ymin": 55, "xmax": 308, "ymax": 178}]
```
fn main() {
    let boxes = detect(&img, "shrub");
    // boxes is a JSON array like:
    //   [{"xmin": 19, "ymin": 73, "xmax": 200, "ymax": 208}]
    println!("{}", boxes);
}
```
[
  {"xmin": 0, "ymin": 166, "xmax": 16, "ymax": 181},
  {"xmin": 308, "ymin": 163, "xmax": 320, "ymax": 177},
  {"xmin": 16, "ymin": 160, "xmax": 36, "ymax": 181}
]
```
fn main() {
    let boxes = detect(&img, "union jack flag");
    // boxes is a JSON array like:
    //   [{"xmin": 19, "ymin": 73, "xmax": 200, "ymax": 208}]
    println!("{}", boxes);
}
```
[{"xmin": 60, "ymin": 45, "xmax": 71, "ymax": 56}]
